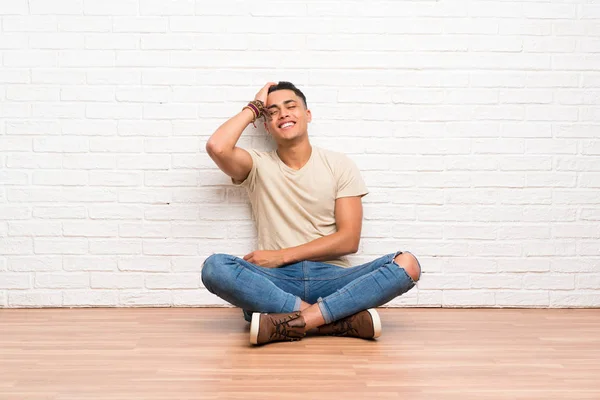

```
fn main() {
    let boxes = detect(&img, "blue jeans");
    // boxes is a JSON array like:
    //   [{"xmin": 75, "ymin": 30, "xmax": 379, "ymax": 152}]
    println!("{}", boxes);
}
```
[{"xmin": 201, "ymin": 251, "xmax": 421, "ymax": 324}]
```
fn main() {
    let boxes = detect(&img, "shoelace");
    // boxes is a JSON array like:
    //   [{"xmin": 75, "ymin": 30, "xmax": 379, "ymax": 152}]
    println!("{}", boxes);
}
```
[
  {"xmin": 270, "ymin": 316, "xmax": 303, "ymax": 341},
  {"xmin": 329, "ymin": 317, "xmax": 359, "ymax": 336}
]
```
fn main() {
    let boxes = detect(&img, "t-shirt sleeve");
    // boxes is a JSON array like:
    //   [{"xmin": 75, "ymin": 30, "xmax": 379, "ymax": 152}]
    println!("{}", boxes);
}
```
[
  {"xmin": 335, "ymin": 155, "xmax": 369, "ymax": 199},
  {"xmin": 231, "ymin": 149, "xmax": 260, "ymax": 192}
]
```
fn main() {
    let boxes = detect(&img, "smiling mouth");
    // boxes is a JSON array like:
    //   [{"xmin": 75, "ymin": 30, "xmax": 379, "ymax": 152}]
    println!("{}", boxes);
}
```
[{"xmin": 279, "ymin": 122, "xmax": 296, "ymax": 129}]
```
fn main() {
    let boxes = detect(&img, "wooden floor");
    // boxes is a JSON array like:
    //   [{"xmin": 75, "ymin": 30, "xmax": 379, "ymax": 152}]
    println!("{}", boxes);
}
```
[{"xmin": 1, "ymin": 308, "xmax": 599, "ymax": 400}]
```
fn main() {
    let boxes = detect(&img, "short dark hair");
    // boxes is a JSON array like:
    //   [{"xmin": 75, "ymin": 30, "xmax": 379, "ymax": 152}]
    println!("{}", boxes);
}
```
[{"xmin": 267, "ymin": 81, "xmax": 307, "ymax": 107}]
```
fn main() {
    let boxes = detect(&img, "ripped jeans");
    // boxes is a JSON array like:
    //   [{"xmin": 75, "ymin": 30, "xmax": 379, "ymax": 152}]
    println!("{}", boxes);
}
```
[{"xmin": 201, "ymin": 251, "xmax": 422, "ymax": 324}]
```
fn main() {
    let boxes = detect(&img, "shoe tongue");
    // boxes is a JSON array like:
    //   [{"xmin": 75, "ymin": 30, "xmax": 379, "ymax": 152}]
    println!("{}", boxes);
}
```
[{"xmin": 287, "ymin": 315, "xmax": 306, "ymax": 329}]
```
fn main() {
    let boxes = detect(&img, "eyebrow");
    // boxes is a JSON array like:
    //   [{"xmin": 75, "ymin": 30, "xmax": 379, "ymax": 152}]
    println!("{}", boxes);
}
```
[{"xmin": 267, "ymin": 99, "xmax": 297, "ymax": 110}]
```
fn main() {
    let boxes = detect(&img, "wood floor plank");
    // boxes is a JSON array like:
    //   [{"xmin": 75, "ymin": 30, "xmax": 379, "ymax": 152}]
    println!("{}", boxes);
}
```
[{"xmin": 1, "ymin": 308, "xmax": 599, "ymax": 399}]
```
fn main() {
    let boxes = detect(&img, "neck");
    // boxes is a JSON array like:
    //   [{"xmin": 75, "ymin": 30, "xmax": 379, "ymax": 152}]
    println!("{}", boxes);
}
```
[{"xmin": 276, "ymin": 139, "xmax": 312, "ymax": 170}]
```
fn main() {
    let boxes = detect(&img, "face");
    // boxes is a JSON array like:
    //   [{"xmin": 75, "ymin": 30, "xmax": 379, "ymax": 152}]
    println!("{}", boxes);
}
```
[{"xmin": 264, "ymin": 89, "xmax": 311, "ymax": 143}]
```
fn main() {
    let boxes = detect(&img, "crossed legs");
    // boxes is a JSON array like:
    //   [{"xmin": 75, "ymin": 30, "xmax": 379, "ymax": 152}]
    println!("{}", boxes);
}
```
[{"xmin": 202, "ymin": 252, "xmax": 422, "ymax": 331}]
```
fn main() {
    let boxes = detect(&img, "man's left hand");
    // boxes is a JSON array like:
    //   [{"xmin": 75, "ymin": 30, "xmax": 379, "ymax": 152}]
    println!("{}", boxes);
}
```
[{"xmin": 243, "ymin": 250, "xmax": 286, "ymax": 268}]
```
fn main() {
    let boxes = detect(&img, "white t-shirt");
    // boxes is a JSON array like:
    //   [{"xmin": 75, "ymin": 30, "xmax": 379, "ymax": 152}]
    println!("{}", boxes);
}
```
[{"xmin": 234, "ymin": 146, "xmax": 368, "ymax": 267}]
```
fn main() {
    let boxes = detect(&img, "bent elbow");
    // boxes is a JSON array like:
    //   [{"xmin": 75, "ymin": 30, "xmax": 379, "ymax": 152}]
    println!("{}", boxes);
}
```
[
  {"xmin": 348, "ymin": 238, "xmax": 360, "ymax": 254},
  {"xmin": 205, "ymin": 140, "xmax": 225, "ymax": 158}
]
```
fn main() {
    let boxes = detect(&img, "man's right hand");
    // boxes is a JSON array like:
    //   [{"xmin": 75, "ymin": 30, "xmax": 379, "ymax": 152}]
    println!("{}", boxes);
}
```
[{"xmin": 255, "ymin": 82, "xmax": 277, "ymax": 105}]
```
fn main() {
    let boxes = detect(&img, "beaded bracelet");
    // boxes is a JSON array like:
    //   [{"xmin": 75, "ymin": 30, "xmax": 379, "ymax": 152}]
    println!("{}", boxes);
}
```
[{"xmin": 242, "ymin": 100, "xmax": 266, "ymax": 127}]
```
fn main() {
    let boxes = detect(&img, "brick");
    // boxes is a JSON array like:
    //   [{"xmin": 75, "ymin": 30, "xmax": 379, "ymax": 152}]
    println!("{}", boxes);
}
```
[
  {"xmin": 32, "ymin": 69, "xmax": 86, "ymax": 84},
  {"xmin": 33, "ymin": 103, "xmax": 85, "ymax": 118},
  {"xmin": 116, "ymin": 87, "xmax": 170, "ymax": 103},
  {"xmin": 471, "ymin": 274, "xmax": 523, "ymax": 289},
  {"xmin": 63, "ymin": 154, "xmax": 116, "ymax": 169},
  {"xmin": 8, "ymin": 256, "xmax": 63, "ymax": 272},
  {"xmin": 118, "ymin": 189, "xmax": 172, "ymax": 204},
  {"xmin": 35, "ymin": 238, "xmax": 88, "ymax": 254},
  {"xmin": 0, "ymin": 0, "xmax": 28, "ymax": 14},
  {"xmin": 581, "ymin": 208, "xmax": 600, "ymax": 221},
  {"xmin": 118, "ymin": 120, "xmax": 172, "ymax": 136},
  {"xmin": 0, "ymin": 69, "xmax": 29, "ymax": 84},
  {"xmin": 525, "ymin": 139, "xmax": 578, "ymax": 154},
  {"xmin": 551, "ymin": 292, "xmax": 600, "ymax": 307},
  {"xmin": 144, "ymin": 171, "xmax": 200, "ymax": 187},
  {"xmin": 30, "ymin": 0, "xmax": 83, "ymax": 15},
  {"xmin": 119, "ymin": 222, "xmax": 171, "ymax": 238},
  {"xmin": 88, "ymin": 205, "xmax": 143, "ymax": 220},
  {"xmin": 8, "ymin": 291, "xmax": 62, "ymax": 307},
  {"xmin": 142, "ymin": 240, "xmax": 198, "ymax": 255},
  {"xmin": 0, "ymin": 238, "xmax": 33, "ymax": 254},
  {"xmin": 35, "ymin": 272, "xmax": 89, "ymax": 289},
  {"xmin": 145, "ymin": 273, "xmax": 199, "ymax": 289},
  {"xmin": 89, "ymin": 171, "xmax": 142, "ymax": 187},
  {"xmin": 0, "ymin": 273, "xmax": 31, "ymax": 289},
  {"xmin": 553, "ymin": 224, "xmax": 599, "ymax": 239},
  {"xmin": 417, "ymin": 274, "xmax": 470, "ymax": 290},
  {"xmin": 497, "ymin": 225, "xmax": 551, "ymax": 240},
  {"xmin": 523, "ymin": 207, "xmax": 577, "ymax": 222},
  {"xmin": 0, "ymin": 171, "xmax": 29, "ymax": 185},
  {"xmin": 64, "ymin": 256, "xmax": 117, "ymax": 271},
  {"xmin": 554, "ymin": 190, "xmax": 600, "ymax": 205},
  {"xmin": 113, "ymin": 17, "xmax": 167, "ymax": 33},
  {"xmin": 61, "ymin": 86, "xmax": 115, "ymax": 102},
  {"xmin": 87, "ymin": 69, "xmax": 141, "ymax": 84},
  {"xmin": 63, "ymin": 290, "xmax": 118, "ymax": 306},
  {"xmin": 32, "ymin": 206, "xmax": 86, "ymax": 219},
  {"xmin": 119, "ymin": 257, "xmax": 170, "ymax": 272},
  {"xmin": 91, "ymin": 273, "xmax": 143, "ymax": 288},
  {"xmin": 85, "ymin": 34, "xmax": 138, "ymax": 49},
  {"xmin": 551, "ymin": 258, "xmax": 599, "ymax": 273},
  {"xmin": 3, "ymin": 16, "xmax": 57, "ymax": 32},
  {"xmin": 496, "ymin": 291, "xmax": 549, "ymax": 307},
  {"xmin": 497, "ymin": 259, "xmax": 549, "ymax": 273},
  {"xmin": 579, "ymin": 173, "xmax": 600, "ymax": 188},
  {"xmin": 443, "ymin": 291, "xmax": 495, "ymax": 307},
  {"xmin": 523, "ymin": 241, "xmax": 577, "ymax": 257},
  {"xmin": 89, "ymin": 240, "xmax": 142, "ymax": 255},
  {"xmin": 87, "ymin": 104, "xmax": 143, "ymax": 119},
  {"xmin": 579, "ymin": 241, "xmax": 600, "ymax": 256},
  {"xmin": 63, "ymin": 222, "xmax": 119, "ymax": 237},
  {"xmin": 30, "ymin": 33, "xmax": 84, "ymax": 49},
  {"xmin": 84, "ymin": 0, "xmax": 138, "ymax": 15},
  {"xmin": 58, "ymin": 16, "xmax": 111, "ymax": 32},
  {"xmin": 142, "ymin": 104, "xmax": 197, "ymax": 119},
  {"xmin": 523, "ymin": 274, "xmax": 575, "ymax": 290},
  {"xmin": 33, "ymin": 170, "xmax": 88, "ymax": 186},
  {"xmin": 9, "ymin": 222, "xmax": 62, "ymax": 237},
  {"xmin": 6, "ymin": 85, "xmax": 60, "ymax": 101}
]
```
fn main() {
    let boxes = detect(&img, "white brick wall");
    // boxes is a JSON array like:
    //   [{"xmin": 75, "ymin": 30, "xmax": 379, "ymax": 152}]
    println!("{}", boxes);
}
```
[{"xmin": 1, "ymin": 0, "xmax": 599, "ymax": 309}]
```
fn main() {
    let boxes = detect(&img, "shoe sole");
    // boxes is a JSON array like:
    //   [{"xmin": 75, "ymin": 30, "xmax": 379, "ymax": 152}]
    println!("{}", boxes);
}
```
[
  {"xmin": 367, "ymin": 309, "xmax": 382, "ymax": 339},
  {"xmin": 249, "ymin": 312, "xmax": 261, "ymax": 345}
]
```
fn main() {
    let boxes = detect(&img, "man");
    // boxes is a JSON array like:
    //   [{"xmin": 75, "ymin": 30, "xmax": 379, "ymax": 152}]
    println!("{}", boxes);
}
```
[{"xmin": 202, "ymin": 81, "xmax": 422, "ymax": 345}]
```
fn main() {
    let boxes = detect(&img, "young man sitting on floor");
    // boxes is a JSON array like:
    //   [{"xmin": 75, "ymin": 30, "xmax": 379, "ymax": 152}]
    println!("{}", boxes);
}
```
[{"xmin": 203, "ymin": 82, "xmax": 422, "ymax": 345}]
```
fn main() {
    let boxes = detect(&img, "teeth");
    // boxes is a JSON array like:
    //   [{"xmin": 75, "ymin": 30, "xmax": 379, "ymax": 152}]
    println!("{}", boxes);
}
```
[{"xmin": 280, "ymin": 122, "xmax": 294, "ymax": 129}]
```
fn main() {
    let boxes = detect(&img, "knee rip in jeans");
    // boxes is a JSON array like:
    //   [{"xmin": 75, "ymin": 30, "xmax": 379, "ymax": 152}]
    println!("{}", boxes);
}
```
[{"xmin": 394, "ymin": 252, "xmax": 421, "ymax": 282}]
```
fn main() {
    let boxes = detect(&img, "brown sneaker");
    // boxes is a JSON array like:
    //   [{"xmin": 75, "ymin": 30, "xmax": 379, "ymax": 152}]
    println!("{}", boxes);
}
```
[
  {"xmin": 317, "ymin": 309, "xmax": 382, "ymax": 339},
  {"xmin": 250, "ymin": 311, "xmax": 307, "ymax": 345}
]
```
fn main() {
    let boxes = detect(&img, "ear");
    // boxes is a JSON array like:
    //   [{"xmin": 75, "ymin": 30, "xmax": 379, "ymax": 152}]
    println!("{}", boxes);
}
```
[
  {"xmin": 306, "ymin": 108, "xmax": 312, "ymax": 123},
  {"xmin": 263, "ymin": 120, "xmax": 270, "ymax": 134}
]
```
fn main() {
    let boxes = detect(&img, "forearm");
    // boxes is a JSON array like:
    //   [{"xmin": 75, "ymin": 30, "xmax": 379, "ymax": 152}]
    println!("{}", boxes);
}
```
[
  {"xmin": 282, "ymin": 231, "xmax": 359, "ymax": 265},
  {"xmin": 206, "ymin": 108, "xmax": 254, "ymax": 153}
]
